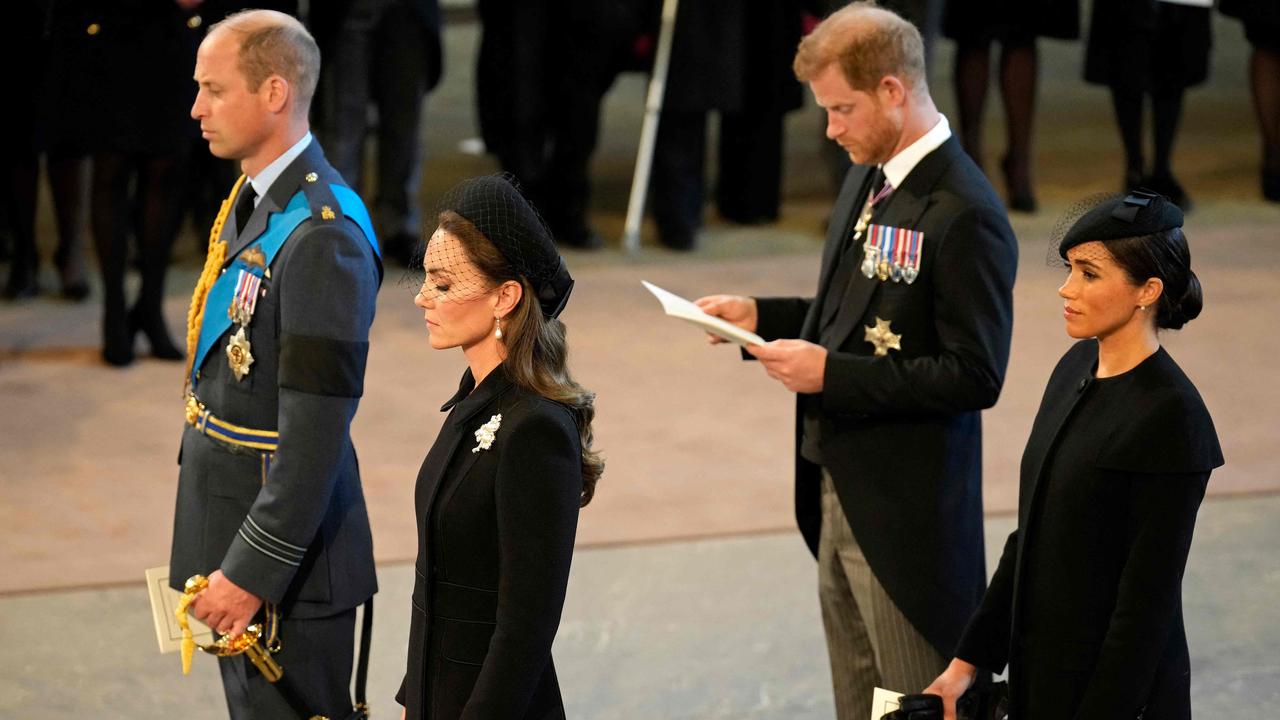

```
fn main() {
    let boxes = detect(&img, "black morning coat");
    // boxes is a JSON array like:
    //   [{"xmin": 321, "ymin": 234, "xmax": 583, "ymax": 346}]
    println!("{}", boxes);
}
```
[
  {"xmin": 397, "ymin": 367, "xmax": 583, "ymax": 720},
  {"xmin": 169, "ymin": 139, "xmax": 382, "ymax": 618},
  {"xmin": 753, "ymin": 136, "xmax": 1019, "ymax": 657},
  {"xmin": 956, "ymin": 341, "xmax": 1223, "ymax": 720}
]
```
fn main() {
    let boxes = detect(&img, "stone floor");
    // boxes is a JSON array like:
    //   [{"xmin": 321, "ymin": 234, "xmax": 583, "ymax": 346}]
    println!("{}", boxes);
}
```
[{"xmin": 2, "ymin": 495, "xmax": 1277, "ymax": 719}]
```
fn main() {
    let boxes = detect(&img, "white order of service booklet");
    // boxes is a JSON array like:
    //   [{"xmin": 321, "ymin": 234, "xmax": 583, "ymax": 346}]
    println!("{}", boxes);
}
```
[
  {"xmin": 641, "ymin": 280, "xmax": 766, "ymax": 347},
  {"xmin": 871, "ymin": 687, "xmax": 905, "ymax": 720},
  {"xmin": 145, "ymin": 565, "xmax": 213, "ymax": 653}
]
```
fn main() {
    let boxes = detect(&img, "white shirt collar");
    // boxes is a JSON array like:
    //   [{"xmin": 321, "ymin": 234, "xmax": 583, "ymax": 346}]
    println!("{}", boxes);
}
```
[
  {"xmin": 880, "ymin": 115, "xmax": 951, "ymax": 190},
  {"xmin": 246, "ymin": 132, "xmax": 313, "ymax": 206}
]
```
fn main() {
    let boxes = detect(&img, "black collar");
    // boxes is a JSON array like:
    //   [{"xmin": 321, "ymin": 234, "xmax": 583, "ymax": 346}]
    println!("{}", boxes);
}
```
[{"xmin": 440, "ymin": 365, "xmax": 514, "ymax": 426}]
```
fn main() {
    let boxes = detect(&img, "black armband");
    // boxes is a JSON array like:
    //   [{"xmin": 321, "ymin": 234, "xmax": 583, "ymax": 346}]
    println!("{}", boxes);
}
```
[{"xmin": 279, "ymin": 332, "xmax": 368, "ymax": 397}]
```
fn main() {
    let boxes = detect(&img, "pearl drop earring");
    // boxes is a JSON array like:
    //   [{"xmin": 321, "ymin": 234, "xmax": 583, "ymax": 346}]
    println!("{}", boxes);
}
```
[{"xmin": 494, "ymin": 317, "xmax": 503, "ymax": 339}]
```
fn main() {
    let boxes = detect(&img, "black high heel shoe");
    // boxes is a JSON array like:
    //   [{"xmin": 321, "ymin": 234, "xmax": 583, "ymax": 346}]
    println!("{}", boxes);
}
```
[
  {"xmin": 129, "ymin": 306, "xmax": 184, "ymax": 361},
  {"xmin": 1263, "ymin": 168, "xmax": 1280, "ymax": 203},
  {"xmin": 102, "ymin": 308, "xmax": 135, "ymax": 367},
  {"xmin": 1000, "ymin": 155, "xmax": 1037, "ymax": 213},
  {"xmin": 1143, "ymin": 172, "xmax": 1193, "ymax": 212}
]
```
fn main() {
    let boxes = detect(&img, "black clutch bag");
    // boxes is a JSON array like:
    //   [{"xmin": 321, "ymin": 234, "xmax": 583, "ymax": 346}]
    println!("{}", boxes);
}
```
[
  {"xmin": 880, "ymin": 693, "xmax": 944, "ymax": 720},
  {"xmin": 957, "ymin": 680, "xmax": 1009, "ymax": 720},
  {"xmin": 878, "ymin": 681, "xmax": 1009, "ymax": 720}
]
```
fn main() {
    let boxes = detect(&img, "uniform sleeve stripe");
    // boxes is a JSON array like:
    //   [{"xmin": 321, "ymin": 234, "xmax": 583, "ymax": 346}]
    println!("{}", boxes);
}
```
[
  {"xmin": 245, "ymin": 516, "xmax": 308, "ymax": 553},
  {"xmin": 240, "ymin": 520, "xmax": 305, "ymax": 561},
  {"xmin": 238, "ymin": 529, "xmax": 302, "ymax": 566}
]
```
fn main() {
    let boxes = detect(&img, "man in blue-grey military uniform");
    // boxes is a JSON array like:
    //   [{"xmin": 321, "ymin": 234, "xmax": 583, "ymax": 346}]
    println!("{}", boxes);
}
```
[{"xmin": 170, "ymin": 10, "xmax": 381, "ymax": 718}]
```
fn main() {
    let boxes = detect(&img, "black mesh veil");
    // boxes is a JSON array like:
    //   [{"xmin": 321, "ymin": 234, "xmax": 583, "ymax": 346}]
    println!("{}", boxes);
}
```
[{"xmin": 408, "ymin": 174, "xmax": 575, "ymax": 319}]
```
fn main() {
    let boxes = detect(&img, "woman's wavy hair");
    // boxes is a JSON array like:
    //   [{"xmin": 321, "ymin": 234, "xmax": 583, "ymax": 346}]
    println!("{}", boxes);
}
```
[{"xmin": 438, "ymin": 210, "xmax": 603, "ymax": 506}]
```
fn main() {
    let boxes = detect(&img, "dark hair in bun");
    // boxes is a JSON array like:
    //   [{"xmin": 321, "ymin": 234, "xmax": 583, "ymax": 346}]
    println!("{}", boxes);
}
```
[{"xmin": 1104, "ymin": 227, "xmax": 1203, "ymax": 330}]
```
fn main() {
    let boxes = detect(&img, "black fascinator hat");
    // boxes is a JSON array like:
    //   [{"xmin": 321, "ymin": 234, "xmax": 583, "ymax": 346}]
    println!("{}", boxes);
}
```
[
  {"xmin": 1058, "ymin": 189, "xmax": 1184, "ymax": 258},
  {"xmin": 438, "ymin": 174, "xmax": 575, "ymax": 318}
]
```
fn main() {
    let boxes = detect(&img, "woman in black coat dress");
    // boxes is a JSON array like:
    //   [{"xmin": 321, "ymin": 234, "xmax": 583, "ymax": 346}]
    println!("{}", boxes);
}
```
[
  {"xmin": 396, "ymin": 175, "xmax": 602, "ymax": 719},
  {"xmin": 926, "ymin": 190, "xmax": 1223, "ymax": 720},
  {"xmin": 1084, "ymin": 0, "xmax": 1211, "ymax": 209}
]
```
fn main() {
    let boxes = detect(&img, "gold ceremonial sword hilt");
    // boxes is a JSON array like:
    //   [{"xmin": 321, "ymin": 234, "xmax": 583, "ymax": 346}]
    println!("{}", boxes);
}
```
[{"xmin": 175, "ymin": 575, "xmax": 284, "ymax": 683}]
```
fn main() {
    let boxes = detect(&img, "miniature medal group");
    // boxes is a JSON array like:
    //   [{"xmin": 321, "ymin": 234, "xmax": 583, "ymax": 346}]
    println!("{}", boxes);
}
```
[
  {"xmin": 850, "ymin": 177, "xmax": 922, "ymax": 357},
  {"xmin": 225, "ymin": 245, "xmax": 267, "ymax": 381}
]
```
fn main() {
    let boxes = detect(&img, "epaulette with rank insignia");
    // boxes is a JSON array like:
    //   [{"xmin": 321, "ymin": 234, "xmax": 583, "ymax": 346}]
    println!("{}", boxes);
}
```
[{"xmin": 300, "ymin": 170, "xmax": 347, "ymax": 227}]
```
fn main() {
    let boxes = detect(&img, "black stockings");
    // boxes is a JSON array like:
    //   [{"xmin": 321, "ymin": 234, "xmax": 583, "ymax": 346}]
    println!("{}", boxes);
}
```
[
  {"xmin": 90, "ymin": 151, "xmax": 186, "ymax": 365},
  {"xmin": 953, "ymin": 38, "xmax": 1039, "ymax": 210}
]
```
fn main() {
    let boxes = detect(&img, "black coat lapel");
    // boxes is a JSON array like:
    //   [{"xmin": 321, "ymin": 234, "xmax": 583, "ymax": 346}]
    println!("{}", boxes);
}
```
[
  {"xmin": 418, "ymin": 369, "xmax": 514, "ymax": 525},
  {"xmin": 1016, "ymin": 346, "xmax": 1096, "ymax": 531},
  {"xmin": 804, "ymin": 164, "xmax": 874, "ymax": 341}
]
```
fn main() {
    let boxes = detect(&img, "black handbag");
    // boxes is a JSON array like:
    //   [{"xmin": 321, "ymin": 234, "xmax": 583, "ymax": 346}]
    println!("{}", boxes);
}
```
[
  {"xmin": 957, "ymin": 680, "xmax": 1009, "ymax": 720},
  {"xmin": 878, "ymin": 681, "xmax": 1010, "ymax": 720},
  {"xmin": 880, "ymin": 693, "xmax": 944, "ymax": 720}
]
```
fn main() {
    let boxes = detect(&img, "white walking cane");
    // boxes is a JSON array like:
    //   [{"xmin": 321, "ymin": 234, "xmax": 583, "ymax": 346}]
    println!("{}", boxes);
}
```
[{"xmin": 622, "ymin": 0, "xmax": 680, "ymax": 253}]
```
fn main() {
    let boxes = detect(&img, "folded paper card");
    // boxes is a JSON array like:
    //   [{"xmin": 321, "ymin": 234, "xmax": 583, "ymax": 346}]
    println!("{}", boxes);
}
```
[
  {"xmin": 145, "ymin": 565, "xmax": 213, "ymax": 654},
  {"xmin": 641, "ymin": 280, "xmax": 766, "ymax": 347},
  {"xmin": 871, "ymin": 687, "xmax": 905, "ymax": 720}
]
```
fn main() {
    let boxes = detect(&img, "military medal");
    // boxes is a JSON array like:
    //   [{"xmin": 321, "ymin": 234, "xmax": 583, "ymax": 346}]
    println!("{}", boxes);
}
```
[
  {"xmin": 223, "ymin": 247, "xmax": 267, "ymax": 380},
  {"xmin": 864, "ymin": 317, "xmax": 902, "ymax": 356},
  {"xmin": 228, "ymin": 269, "xmax": 263, "ymax": 326},
  {"xmin": 890, "ymin": 228, "xmax": 905, "ymax": 282},
  {"xmin": 226, "ymin": 326, "xmax": 255, "ymax": 381},
  {"xmin": 864, "ymin": 224, "xmax": 924, "ymax": 284},
  {"xmin": 851, "ymin": 174, "xmax": 894, "ymax": 244},
  {"xmin": 903, "ymin": 229, "xmax": 923, "ymax": 284}
]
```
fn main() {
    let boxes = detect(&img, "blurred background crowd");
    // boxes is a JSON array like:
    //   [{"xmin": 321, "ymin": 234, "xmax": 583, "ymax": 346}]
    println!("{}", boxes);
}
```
[{"xmin": 1, "ymin": 0, "xmax": 1276, "ymax": 366}]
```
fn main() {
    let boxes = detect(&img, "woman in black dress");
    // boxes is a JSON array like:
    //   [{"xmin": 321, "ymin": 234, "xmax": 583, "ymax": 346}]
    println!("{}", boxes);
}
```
[
  {"xmin": 44, "ymin": 1, "xmax": 197, "ymax": 364},
  {"xmin": 943, "ymin": 0, "xmax": 1080, "ymax": 212},
  {"xmin": 396, "ymin": 175, "xmax": 602, "ymax": 719},
  {"xmin": 925, "ymin": 190, "xmax": 1223, "ymax": 720},
  {"xmin": 1084, "ymin": 0, "xmax": 1212, "ymax": 209}
]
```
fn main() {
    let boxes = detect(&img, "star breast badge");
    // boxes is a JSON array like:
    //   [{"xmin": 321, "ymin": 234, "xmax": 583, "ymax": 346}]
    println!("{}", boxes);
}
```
[
  {"xmin": 226, "ymin": 326, "xmax": 255, "ymax": 381},
  {"xmin": 863, "ymin": 317, "xmax": 902, "ymax": 357}
]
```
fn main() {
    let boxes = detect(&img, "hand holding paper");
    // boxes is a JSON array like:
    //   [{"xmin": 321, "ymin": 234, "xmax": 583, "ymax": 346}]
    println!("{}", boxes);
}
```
[
  {"xmin": 693, "ymin": 294, "xmax": 758, "ymax": 344},
  {"xmin": 748, "ymin": 339, "xmax": 827, "ymax": 393},
  {"xmin": 641, "ymin": 281, "xmax": 764, "ymax": 347}
]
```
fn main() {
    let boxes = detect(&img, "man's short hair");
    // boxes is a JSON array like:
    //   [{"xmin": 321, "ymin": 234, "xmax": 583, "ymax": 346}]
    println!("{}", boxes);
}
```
[
  {"xmin": 208, "ymin": 10, "xmax": 320, "ymax": 114},
  {"xmin": 793, "ymin": 1, "xmax": 927, "ymax": 94}
]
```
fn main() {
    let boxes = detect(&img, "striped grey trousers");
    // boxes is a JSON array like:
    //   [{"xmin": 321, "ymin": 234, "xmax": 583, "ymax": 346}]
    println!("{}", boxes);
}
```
[{"xmin": 818, "ymin": 471, "xmax": 947, "ymax": 720}]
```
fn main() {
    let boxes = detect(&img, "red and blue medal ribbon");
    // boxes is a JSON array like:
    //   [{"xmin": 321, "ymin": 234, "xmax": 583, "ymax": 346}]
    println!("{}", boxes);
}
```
[{"xmin": 864, "ymin": 224, "xmax": 925, "ymax": 284}]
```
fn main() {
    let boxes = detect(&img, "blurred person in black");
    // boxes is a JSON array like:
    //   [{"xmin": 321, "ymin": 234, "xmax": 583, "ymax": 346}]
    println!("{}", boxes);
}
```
[
  {"xmin": 943, "ymin": 0, "xmax": 1079, "ymax": 213},
  {"xmin": 1085, "ymin": 0, "xmax": 1211, "ymax": 210},
  {"xmin": 476, "ymin": 0, "xmax": 649, "ymax": 250},
  {"xmin": 311, "ymin": 0, "xmax": 443, "ymax": 266},
  {"xmin": 650, "ymin": 0, "xmax": 808, "ymax": 250},
  {"xmin": 44, "ymin": 0, "xmax": 197, "ymax": 365},
  {"xmin": 3, "ymin": 0, "xmax": 90, "ymax": 302},
  {"xmin": 1220, "ymin": 0, "xmax": 1280, "ymax": 202}
]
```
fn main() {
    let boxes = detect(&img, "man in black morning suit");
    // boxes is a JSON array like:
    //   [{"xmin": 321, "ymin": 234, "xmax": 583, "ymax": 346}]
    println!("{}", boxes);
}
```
[
  {"xmin": 699, "ymin": 4, "xmax": 1017, "ymax": 718},
  {"xmin": 170, "ymin": 11, "xmax": 380, "ymax": 718}
]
